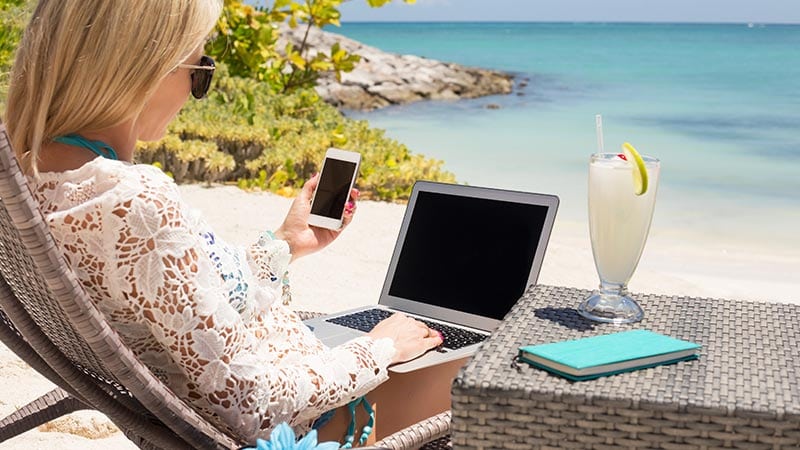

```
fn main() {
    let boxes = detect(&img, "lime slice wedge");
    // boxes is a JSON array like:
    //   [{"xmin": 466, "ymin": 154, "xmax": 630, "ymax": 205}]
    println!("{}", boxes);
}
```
[{"xmin": 622, "ymin": 142, "xmax": 648, "ymax": 196}]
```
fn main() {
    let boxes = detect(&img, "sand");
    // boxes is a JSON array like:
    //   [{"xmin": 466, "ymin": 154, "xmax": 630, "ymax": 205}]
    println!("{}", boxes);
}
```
[{"xmin": 1, "ymin": 184, "xmax": 797, "ymax": 449}]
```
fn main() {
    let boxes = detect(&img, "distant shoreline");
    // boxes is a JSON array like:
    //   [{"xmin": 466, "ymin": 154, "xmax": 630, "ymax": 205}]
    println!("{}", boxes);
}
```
[
  {"xmin": 280, "ymin": 24, "xmax": 513, "ymax": 111},
  {"xmin": 336, "ymin": 22, "xmax": 800, "ymax": 264},
  {"xmin": 335, "ymin": 21, "xmax": 800, "ymax": 26}
]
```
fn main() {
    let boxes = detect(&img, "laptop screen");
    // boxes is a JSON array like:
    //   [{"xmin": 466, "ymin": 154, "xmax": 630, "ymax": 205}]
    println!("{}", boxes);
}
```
[{"xmin": 387, "ymin": 190, "xmax": 551, "ymax": 320}]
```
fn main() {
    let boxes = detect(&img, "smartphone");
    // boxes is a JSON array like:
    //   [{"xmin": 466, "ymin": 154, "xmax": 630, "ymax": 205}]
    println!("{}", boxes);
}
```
[{"xmin": 308, "ymin": 148, "xmax": 361, "ymax": 230}]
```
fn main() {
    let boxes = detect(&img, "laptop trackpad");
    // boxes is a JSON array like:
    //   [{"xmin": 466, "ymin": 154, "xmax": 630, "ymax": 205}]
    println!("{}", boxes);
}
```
[{"xmin": 312, "ymin": 321, "xmax": 364, "ymax": 347}]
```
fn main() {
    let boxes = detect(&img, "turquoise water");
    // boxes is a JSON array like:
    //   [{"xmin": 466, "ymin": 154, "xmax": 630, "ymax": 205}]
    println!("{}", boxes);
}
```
[{"xmin": 336, "ymin": 23, "xmax": 800, "ymax": 250}]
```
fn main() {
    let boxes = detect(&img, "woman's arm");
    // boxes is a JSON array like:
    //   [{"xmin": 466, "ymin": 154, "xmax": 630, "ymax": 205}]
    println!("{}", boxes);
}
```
[
  {"xmin": 110, "ymin": 173, "xmax": 389, "ymax": 441},
  {"xmin": 244, "ymin": 174, "xmax": 357, "ymax": 296}
]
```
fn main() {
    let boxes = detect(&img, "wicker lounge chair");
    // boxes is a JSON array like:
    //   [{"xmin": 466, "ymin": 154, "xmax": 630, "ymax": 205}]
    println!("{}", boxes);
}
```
[{"xmin": 0, "ymin": 124, "xmax": 451, "ymax": 449}]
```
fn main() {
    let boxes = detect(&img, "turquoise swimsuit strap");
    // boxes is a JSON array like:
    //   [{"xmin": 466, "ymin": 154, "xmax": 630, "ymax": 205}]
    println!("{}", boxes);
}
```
[{"xmin": 53, "ymin": 134, "xmax": 119, "ymax": 160}]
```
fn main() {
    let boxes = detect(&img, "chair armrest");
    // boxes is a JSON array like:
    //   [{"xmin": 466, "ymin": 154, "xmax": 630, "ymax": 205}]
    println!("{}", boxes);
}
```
[{"xmin": 373, "ymin": 410, "xmax": 451, "ymax": 450}]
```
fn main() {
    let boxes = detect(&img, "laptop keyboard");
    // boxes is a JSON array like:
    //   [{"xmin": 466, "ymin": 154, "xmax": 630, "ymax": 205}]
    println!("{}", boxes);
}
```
[{"xmin": 326, "ymin": 308, "xmax": 488, "ymax": 350}]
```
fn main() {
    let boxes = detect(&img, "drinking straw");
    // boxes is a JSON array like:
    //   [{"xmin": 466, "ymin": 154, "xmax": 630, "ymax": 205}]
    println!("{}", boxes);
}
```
[{"xmin": 595, "ymin": 114, "xmax": 605, "ymax": 153}]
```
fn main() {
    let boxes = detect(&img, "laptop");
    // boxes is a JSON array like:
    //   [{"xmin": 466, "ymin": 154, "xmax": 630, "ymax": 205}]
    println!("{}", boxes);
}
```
[{"xmin": 304, "ymin": 181, "xmax": 559, "ymax": 373}]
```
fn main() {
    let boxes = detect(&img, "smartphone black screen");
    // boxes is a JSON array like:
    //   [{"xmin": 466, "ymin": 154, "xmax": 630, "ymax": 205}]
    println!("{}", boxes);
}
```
[{"xmin": 310, "ymin": 158, "xmax": 358, "ymax": 219}]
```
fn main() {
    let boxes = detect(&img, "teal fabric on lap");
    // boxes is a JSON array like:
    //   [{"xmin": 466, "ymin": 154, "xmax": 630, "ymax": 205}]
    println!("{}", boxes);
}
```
[
  {"xmin": 312, "ymin": 409, "xmax": 336, "ymax": 430},
  {"xmin": 311, "ymin": 395, "xmax": 374, "ymax": 448},
  {"xmin": 340, "ymin": 396, "xmax": 374, "ymax": 448}
]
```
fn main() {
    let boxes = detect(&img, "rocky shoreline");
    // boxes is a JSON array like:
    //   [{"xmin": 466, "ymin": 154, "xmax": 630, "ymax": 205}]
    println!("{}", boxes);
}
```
[{"xmin": 279, "ymin": 25, "xmax": 514, "ymax": 111}]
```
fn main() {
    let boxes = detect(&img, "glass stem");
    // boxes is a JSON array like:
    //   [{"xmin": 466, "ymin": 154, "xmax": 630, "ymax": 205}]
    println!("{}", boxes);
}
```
[{"xmin": 598, "ymin": 280, "xmax": 628, "ymax": 298}]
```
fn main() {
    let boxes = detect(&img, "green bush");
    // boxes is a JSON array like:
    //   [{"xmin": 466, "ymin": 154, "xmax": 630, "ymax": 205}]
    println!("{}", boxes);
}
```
[
  {"xmin": 1, "ymin": 0, "xmax": 456, "ymax": 202},
  {"xmin": 0, "ymin": 0, "xmax": 30, "ymax": 114},
  {"xmin": 137, "ymin": 64, "xmax": 455, "ymax": 200},
  {"xmin": 208, "ymin": 0, "xmax": 410, "ymax": 94},
  {"xmin": 136, "ymin": 135, "xmax": 236, "ymax": 184}
]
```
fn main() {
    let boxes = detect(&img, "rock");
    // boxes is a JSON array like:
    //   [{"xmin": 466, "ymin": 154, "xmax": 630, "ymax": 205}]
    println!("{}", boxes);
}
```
[
  {"xmin": 316, "ymin": 83, "xmax": 389, "ymax": 111},
  {"xmin": 486, "ymin": 103, "xmax": 501, "ymax": 110},
  {"xmin": 277, "ymin": 24, "xmax": 514, "ymax": 110},
  {"xmin": 368, "ymin": 81, "xmax": 425, "ymax": 104}
]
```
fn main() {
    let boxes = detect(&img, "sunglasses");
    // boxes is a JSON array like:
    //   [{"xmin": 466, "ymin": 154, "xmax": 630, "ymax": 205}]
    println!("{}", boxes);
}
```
[{"xmin": 179, "ymin": 55, "xmax": 215, "ymax": 99}]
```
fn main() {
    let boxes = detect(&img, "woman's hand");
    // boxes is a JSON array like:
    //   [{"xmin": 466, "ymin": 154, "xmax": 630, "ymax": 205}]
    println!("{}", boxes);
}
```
[
  {"xmin": 274, "ymin": 174, "xmax": 358, "ymax": 261},
  {"xmin": 367, "ymin": 313, "xmax": 444, "ymax": 365}
]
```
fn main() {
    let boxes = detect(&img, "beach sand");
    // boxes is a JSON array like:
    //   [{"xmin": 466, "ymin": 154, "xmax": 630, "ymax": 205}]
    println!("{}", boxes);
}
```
[{"xmin": 2, "ymin": 184, "xmax": 798, "ymax": 449}]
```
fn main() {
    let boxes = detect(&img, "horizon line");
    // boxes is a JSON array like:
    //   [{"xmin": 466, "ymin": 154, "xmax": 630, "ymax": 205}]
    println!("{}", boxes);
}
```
[{"xmin": 337, "ymin": 20, "xmax": 800, "ymax": 26}]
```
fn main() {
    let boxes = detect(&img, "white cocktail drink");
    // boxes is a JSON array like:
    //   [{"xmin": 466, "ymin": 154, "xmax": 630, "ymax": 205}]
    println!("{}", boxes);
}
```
[
  {"xmin": 589, "ymin": 154, "xmax": 659, "ymax": 283},
  {"xmin": 579, "ymin": 152, "xmax": 660, "ymax": 323}
]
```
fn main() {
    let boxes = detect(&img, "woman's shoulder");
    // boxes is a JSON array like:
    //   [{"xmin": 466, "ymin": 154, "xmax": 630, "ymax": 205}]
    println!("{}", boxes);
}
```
[
  {"xmin": 32, "ymin": 157, "xmax": 182, "ymax": 212},
  {"xmin": 116, "ymin": 160, "xmax": 179, "ymax": 191},
  {"xmin": 107, "ymin": 158, "xmax": 176, "ymax": 184},
  {"xmin": 34, "ymin": 157, "xmax": 174, "ymax": 184}
]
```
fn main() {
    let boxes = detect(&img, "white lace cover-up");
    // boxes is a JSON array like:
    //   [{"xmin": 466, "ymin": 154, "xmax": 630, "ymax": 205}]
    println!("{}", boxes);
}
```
[{"xmin": 30, "ymin": 158, "xmax": 395, "ymax": 442}]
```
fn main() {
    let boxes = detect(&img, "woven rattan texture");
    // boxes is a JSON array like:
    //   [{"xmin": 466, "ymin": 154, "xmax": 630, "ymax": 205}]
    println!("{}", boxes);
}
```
[
  {"xmin": 452, "ymin": 284, "xmax": 800, "ymax": 449},
  {"xmin": 376, "ymin": 410, "xmax": 452, "ymax": 450},
  {"xmin": 0, "ymin": 127, "xmax": 241, "ymax": 449},
  {"xmin": 420, "ymin": 436, "xmax": 452, "ymax": 450},
  {"xmin": 0, "ymin": 173, "xmax": 118, "ymax": 385},
  {"xmin": 0, "ymin": 307, "xmax": 18, "ymax": 336}
]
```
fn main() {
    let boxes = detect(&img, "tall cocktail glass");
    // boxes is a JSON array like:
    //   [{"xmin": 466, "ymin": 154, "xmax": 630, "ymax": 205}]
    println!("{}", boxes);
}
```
[{"xmin": 578, "ymin": 152, "xmax": 660, "ymax": 323}]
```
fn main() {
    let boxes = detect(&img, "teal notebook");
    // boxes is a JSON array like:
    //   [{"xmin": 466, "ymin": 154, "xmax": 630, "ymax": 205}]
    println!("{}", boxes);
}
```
[{"xmin": 518, "ymin": 330, "xmax": 700, "ymax": 381}]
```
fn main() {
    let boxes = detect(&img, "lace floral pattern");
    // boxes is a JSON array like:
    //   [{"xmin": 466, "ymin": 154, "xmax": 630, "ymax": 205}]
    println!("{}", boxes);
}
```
[{"xmin": 30, "ymin": 158, "xmax": 395, "ymax": 442}]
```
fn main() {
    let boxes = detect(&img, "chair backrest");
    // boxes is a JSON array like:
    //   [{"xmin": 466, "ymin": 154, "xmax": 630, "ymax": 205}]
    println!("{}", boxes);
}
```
[{"xmin": 0, "ymin": 124, "xmax": 240, "ymax": 450}]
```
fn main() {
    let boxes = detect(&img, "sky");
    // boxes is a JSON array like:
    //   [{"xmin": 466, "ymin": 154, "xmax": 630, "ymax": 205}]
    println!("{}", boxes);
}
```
[{"xmin": 337, "ymin": 0, "xmax": 800, "ymax": 24}]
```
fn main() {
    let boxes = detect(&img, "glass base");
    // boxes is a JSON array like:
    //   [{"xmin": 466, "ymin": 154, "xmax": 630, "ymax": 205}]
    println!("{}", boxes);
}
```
[{"xmin": 578, "ymin": 292, "xmax": 644, "ymax": 324}]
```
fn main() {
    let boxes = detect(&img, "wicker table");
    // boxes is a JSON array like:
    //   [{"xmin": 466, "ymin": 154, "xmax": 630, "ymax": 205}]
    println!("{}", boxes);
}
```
[{"xmin": 451, "ymin": 285, "xmax": 800, "ymax": 449}]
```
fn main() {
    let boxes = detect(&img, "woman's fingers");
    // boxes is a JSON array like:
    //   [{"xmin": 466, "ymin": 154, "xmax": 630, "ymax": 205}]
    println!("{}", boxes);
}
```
[
  {"xmin": 341, "ymin": 188, "xmax": 359, "ymax": 226},
  {"xmin": 343, "ymin": 200, "xmax": 356, "ymax": 217},
  {"xmin": 423, "ymin": 334, "xmax": 444, "ymax": 348},
  {"xmin": 304, "ymin": 173, "xmax": 319, "ymax": 194},
  {"xmin": 367, "ymin": 313, "xmax": 443, "ymax": 364}
]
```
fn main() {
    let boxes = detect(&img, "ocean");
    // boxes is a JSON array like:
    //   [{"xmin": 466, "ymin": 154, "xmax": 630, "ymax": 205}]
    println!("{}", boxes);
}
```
[{"xmin": 334, "ymin": 22, "xmax": 800, "ymax": 252}]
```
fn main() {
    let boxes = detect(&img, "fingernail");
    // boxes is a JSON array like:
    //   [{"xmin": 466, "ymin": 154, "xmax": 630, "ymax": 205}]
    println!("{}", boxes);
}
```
[
  {"xmin": 346, "ymin": 201, "xmax": 355, "ymax": 209},
  {"xmin": 436, "ymin": 331, "xmax": 444, "ymax": 341},
  {"xmin": 354, "ymin": 189, "xmax": 360, "ymax": 198}
]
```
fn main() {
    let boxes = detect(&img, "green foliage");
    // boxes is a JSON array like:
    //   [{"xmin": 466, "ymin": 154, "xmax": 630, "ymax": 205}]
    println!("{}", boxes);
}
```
[
  {"xmin": 207, "ymin": 0, "xmax": 410, "ymax": 93},
  {"xmin": 1, "ymin": 0, "xmax": 455, "ymax": 202},
  {"xmin": 0, "ymin": 0, "xmax": 30, "ymax": 114},
  {"xmin": 206, "ymin": 2, "xmax": 284, "ymax": 89},
  {"xmin": 137, "ymin": 134, "xmax": 236, "ymax": 184},
  {"xmin": 136, "ymin": 66, "xmax": 455, "ymax": 201},
  {"xmin": 366, "ymin": 0, "xmax": 416, "ymax": 6}
]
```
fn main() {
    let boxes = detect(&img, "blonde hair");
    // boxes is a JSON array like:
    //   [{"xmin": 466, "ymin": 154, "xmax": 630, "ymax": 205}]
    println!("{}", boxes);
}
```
[{"xmin": 3, "ymin": 0, "xmax": 222, "ymax": 175}]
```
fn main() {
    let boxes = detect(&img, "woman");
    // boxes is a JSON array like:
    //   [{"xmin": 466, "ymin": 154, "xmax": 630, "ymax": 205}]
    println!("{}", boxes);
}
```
[{"xmin": 3, "ymin": 0, "xmax": 443, "ymax": 443}]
